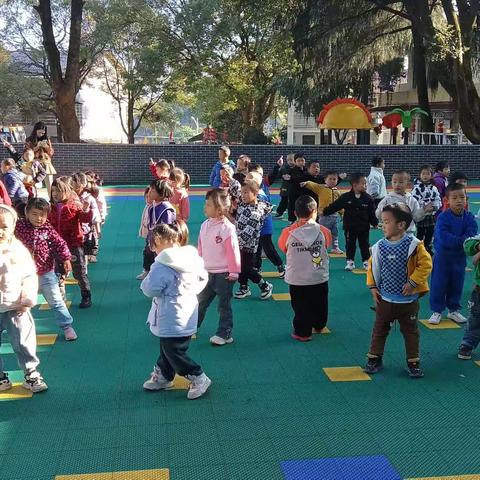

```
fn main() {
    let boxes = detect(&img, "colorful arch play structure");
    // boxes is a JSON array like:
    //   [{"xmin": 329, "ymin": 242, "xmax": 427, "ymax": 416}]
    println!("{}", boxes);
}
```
[{"xmin": 317, "ymin": 98, "xmax": 373, "ymax": 130}]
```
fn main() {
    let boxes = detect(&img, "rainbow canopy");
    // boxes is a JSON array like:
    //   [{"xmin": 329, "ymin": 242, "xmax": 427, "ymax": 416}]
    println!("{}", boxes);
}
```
[{"xmin": 317, "ymin": 98, "xmax": 372, "ymax": 130}]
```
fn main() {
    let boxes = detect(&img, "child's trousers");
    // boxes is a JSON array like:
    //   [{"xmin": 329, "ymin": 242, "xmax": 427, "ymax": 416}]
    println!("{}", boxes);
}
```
[
  {"xmin": 197, "ymin": 273, "xmax": 234, "ymax": 339},
  {"xmin": 345, "ymin": 228, "xmax": 370, "ymax": 262},
  {"xmin": 368, "ymin": 299, "xmax": 420, "ymax": 361},
  {"xmin": 0, "ymin": 310, "xmax": 39, "ymax": 374},
  {"xmin": 461, "ymin": 287, "xmax": 480, "ymax": 350},
  {"xmin": 429, "ymin": 255, "xmax": 465, "ymax": 313},
  {"xmin": 239, "ymin": 250, "xmax": 262, "ymax": 286},
  {"xmin": 319, "ymin": 214, "xmax": 340, "ymax": 247},
  {"xmin": 70, "ymin": 246, "xmax": 91, "ymax": 293},
  {"xmin": 290, "ymin": 282, "xmax": 328, "ymax": 338},
  {"xmin": 38, "ymin": 271, "xmax": 73, "ymax": 329},
  {"xmin": 254, "ymin": 234, "xmax": 283, "ymax": 270},
  {"xmin": 157, "ymin": 336, "xmax": 203, "ymax": 381},
  {"xmin": 143, "ymin": 241, "xmax": 156, "ymax": 272}
]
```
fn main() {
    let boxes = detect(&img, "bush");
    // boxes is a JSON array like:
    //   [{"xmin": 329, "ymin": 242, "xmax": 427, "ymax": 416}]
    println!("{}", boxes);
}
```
[{"xmin": 242, "ymin": 127, "xmax": 268, "ymax": 144}]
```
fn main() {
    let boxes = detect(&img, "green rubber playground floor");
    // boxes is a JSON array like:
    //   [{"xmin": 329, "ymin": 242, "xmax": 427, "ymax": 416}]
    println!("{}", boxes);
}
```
[{"xmin": 1, "ymin": 187, "xmax": 480, "ymax": 480}]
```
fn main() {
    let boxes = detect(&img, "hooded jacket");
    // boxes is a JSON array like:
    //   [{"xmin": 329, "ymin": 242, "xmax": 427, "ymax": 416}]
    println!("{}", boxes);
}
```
[
  {"xmin": 366, "ymin": 166, "xmax": 387, "ymax": 200},
  {"xmin": 3, "ymin": 169, "xmax": 28, "ymax": 204},
  {"xmin": 15, "ymin": 219, "xmax": 72, "ymax": 275},
  {"xmin": 141, "ymin": 245, "xmax": 208, "ymax": 337},
  {"xmin": 209, "ymin": 160, "xmax": 236, "ymax": 187},
  {"xmin": 278, "ymin": 219, "xmax": 332, "ymax": 286}
]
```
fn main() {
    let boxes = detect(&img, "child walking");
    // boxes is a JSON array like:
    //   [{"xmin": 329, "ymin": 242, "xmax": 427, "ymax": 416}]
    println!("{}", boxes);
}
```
[
  {"xmin": 169, "ymin": 167, "xmax": 190, "ymax": 222},
  {"xmin": 301, "ymin": 170, "xmax": 343, "ymax": 254},
  {"xmin": 364, "ymin": 203, "xmax": 432, "ymax": 378},
  {"xmin": 323, "ymin": 173, "xmax": 378, "ymax": 271},
  {"xmin": 136, "ymin": 180, "xmax": 176, "ymax": 280},
  {"xmin": 428, "ymin": 183, "xmax": 478, "ymax": 325},
  {"xmin": 278, "ymin": 195, "xmax": 332, "ymax": 341},
  {"xmin": 366, "ymin": 156, "xmax": 386, "ymax": 208},
  {"xmin": 458, "ymin": 234, "xmax": 480, "ymax": 360},
  {"xmin": 0, "ymin": 205, "xmax": 48, "ymax": 393},
  {"xmin": 141, "ymin": 222, "xmax": 211, "ymax": 400},
  {"xmin": 375, "ymin": 170, "xmax": 425, "ymax": 233},
  {"xmin": 48, "ymin": 177, "xmax": 94, "ymax": 308},
  {"xmin": 234, "ymin": 180, "xmax": 274, "ymax": 300},
  {"xmin": 197, "ymin": 189, "xmax": 241, "ymax": 345},
  {"xmin": 15, "ymin": 198, "xmax": 77, "ymax": 341},
  {"xmin": 210, "ymin": 146, "xmax": 236, "ymax": 188},
  {"xmin": 411, "ymin": 165, "xmax": 441, "ymax": 255}
]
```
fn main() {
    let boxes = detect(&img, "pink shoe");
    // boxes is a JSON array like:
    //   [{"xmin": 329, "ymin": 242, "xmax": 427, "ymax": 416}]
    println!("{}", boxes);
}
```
[
  {"xmin": 291, "ymin": 333, "xmax": 312, "ymax": 342},
  {"xmin": 330, "ymin": 248, "xmax": 344, "ymax": 255},
  {"xmin": 63, "ymin": 326, "xmax": 78, "ymax": 341}
]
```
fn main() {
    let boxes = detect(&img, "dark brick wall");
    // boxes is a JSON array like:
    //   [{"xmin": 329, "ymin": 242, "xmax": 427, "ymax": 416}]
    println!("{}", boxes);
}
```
[{"xmin": 4, "ymin": 143, "xmax": 480, "ymax": 184}]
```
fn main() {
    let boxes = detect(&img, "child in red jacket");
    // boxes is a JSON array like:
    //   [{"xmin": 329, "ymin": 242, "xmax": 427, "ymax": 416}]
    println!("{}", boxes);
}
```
[{"xmin": 48, "ymin": 177, "xmax": 93, "ymax": 308}]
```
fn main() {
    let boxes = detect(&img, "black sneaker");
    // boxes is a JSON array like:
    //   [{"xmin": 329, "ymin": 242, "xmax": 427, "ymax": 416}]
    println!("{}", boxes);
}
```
[
  {"xmin": 364, "ymin": 356, "xmax": 383, "ymax": 374},
  {"xmin": 0, "ymin": 372, "xmax": 12, "ymax": 392},
  {"xmin": 458, "ymin": 345, "xmax": 473, "ymax": 360},
  {"xmin": 278, "ymin": 265, "xmax": 285, "ymax": 279},
  {"xmin": 79, "ymin": 291, "xmax": 92, "ymax": 309},
  {"xmin": 259, "ymin": 281, "xmax": 273, "ymax": 300},
  {"xmin": 407, "ymin": 361, "xmax": 424, "ymax": 378},
  {"xmin": 234, "ymin": 286, "xmax": 251, "ymax": 299}
]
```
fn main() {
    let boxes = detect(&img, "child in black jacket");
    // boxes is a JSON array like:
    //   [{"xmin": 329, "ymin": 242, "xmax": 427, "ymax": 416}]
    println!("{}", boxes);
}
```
[{"xmin": 323, "ymin": 172, "xmax": 378, "ymax": 271}]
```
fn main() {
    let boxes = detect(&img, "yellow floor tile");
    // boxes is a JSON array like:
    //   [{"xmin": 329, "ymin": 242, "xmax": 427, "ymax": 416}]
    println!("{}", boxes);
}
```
[
  {"xmin": 419, "ymin": 319, "xmax": 461, "ymax": 330},
  {"xmin": 40, "ymin": 300, "xmax": 72, "ymax": 310},
  {"xmin": 262, "ymin": 272, "xmax": 280, "ymax": 278},
  {"xmin": 0, "ymin": 383, "xmax": 33, "ymax": 401},
  {"xmin": 323, "ymin": 366, "xmax": 371, "ymax": 382},
  {"xmin": 475, "ymin": 361, "xmax": 480, "ymax": 367},
  {"xmin": 56, "ymin": 469, "xmax": 169, "ymax": 480},
  {"xmin": 64, "ymin": 277, "xmax": 79, "ymax": 285},
  {"xmin": 36, "ymin": 334, "xmax": 58, "ymax": 346},
  {"xmin": 351, "ymin": 269, "xmax": 367, "ymax": 274},
  {"xmin": 272, "ymin": 293, "xmax": 291, "ymax": 301},
  {"xmin": 407, "ymin": 475, "xmax": 480, "ymax": 480}
]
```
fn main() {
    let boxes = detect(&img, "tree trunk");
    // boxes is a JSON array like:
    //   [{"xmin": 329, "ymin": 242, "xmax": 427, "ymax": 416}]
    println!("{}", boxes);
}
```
[
  {"xmin": 55, "ymin": 86, "xmax": 80, "ymax": 142},
  {"xmin": 127, "ymin": 93, "xmax": 135, "ymax": 144}
]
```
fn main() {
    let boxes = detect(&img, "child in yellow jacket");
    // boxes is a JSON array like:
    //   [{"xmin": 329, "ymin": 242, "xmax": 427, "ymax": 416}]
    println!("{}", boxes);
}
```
[
  {"xmin": 301, "ymin": 171, "xmax": 343, "ymax": 254},
  {"xmin": 365, "ymin": 203, "xmax": 432, "ymax": 378}
]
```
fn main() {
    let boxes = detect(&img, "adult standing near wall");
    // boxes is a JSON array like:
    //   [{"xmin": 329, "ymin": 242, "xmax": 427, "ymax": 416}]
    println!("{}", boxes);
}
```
[{"xmin": 25, "ymin": 122, "xmax": 56, "ymax": 194}]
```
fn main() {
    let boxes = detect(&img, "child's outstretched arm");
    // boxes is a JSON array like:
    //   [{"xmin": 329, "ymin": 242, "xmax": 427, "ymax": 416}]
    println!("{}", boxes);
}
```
[{"xmin": 322, "ymin": 194, "xmax": 345, "ymax": 216}]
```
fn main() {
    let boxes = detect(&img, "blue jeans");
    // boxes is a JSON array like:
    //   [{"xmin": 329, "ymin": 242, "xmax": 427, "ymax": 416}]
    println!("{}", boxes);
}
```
[
  {"xmin": 39, "ymin": 271, "xmax": 74, "ymax": 329},
  {"xmin": 461, "ymin": 288, "xmax": 480, "ymax": 350},
  {"xmin": 197, "ymin": 273, "xmax": 234, "ymax": 339},
  {"xmin": 319, "ymin": 214, "xmax": 339, "ymax": 247}
]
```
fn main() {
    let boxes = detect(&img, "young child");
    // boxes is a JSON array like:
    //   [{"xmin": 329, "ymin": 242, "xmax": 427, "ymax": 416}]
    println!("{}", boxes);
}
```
[
  {"xmin": 441, "ymin": 171, "xmax": 468, "ymax": 212},
  {"xmin": 141, "ymin": 222, "xmax": 211, "ymax": 400},
  {"xmin": 48, "ymin": 177, "xmax": 94, "ymax": 308},
  {"xmin": 365, "ymin": 203, "xmax": 432, "ymax": 378},
  {"xmin": 233, "ymin": 154, "xmax": 251, "ymax": 184},
  {"xmin": 0, "ymin": 204, "xmax": 48, "ymax": 393},
  {"xmin": 15, "ymin": 198, "xmax": 77, "ymax": 341},
  {"xmin": 458, "ymin": 234, "xmax": 480, "ymax": 360},
  {"xmin": 428, "ymin": 183, "xmax": 478, "ymax": 325},
  {"xmin": 197, "ymin": 189, "xmax": 241, "ymax": 345},
  {"xmin": 323, "ymin": 173, "xmax": 378, "ymax": 271},
  {"xmin": 209, "ymin": 146, "xmax": 236, "ymax": 188},
  {"xmin": 1, "ymin": 158, "xmax": 28, "ymax": 206},
  {"xmin": 219, "ymin": 165, "xmax": 242, "ymax": 204},
  {"xmin": 287, "ymin": 153, "xmax": 308, "ymax": 222},
  {"xmin": 234, "ymin": 180, "xmax": 273, "ymax": 299},
  {"xmin": 149, "ymin": 158, "xmax": 172, "ymax": 180},
  {"xmin": 375, "ymin": 170, "xmax": 425, "ymax": 233},
  {"xmin": 366, "ymin": 156, "xmax": 386, "ymax": 207},
  {"xmin": 274, "ymin": 153, "xmax": 295, "ymax": 218},
  {"xmin": 169, "ymin": 167, "xmax": 190, "ymax": 222},
  {"xmin": 246, "ymin": 171, "xmax": 286, "ymax": 278},
  {"xmin": 137, "ymin": 180, "xmax": 176, "ymax": 280},
  {"xmin": 278, "ymin": 195, "xmax": 332, "ymax": 341},
  {"xmin": 432, "ymin": 161, "xmax": 450, "ymax": 200},
  {"xmin": 301, "ymin": 170, "xmax": 343, "ymax": 254},
  {"xmin": 411, "ymin": 165, "xmax": 441, "ymax": 255}
]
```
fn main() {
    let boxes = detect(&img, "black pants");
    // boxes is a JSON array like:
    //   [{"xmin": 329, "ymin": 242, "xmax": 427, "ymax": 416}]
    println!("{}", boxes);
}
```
[
  {"xmin": 417, "ymin": 225, "xmax": 434, "ymax": 255},
  {"xmin": 143, "ymin": 240, "xmax": 156, "ymax": 271},
  {"xmin": 276, "ymin": 195, "xmax": 289, "ymax": 215},
  {"xmin": 345, "ymin": 228, "xmax": 371, "ymax": 262},
  {"xmin": 374, "ymin": 198, "xmax": 383, "ymax": 209},
  {"xmin": 254, "ymin": 234, "xmax": 283, "ymax": 270},
  {"xmin": 288, "ymin": 191, "xmax": 300, "ymax": 222},
  {"xmin": 290, "ymin": 282, "xmax": 329, "ymax": 337},
  {"xmin": 239, "ymin": 250, "xmax": 262, "ymax": 286},
  {"xmin": 156, "ymin": 336, "xmax": 203, "ymax": 381},
  {"xmin": 69, "ymin": 246, "xmax": 90, "ymax": 293}
]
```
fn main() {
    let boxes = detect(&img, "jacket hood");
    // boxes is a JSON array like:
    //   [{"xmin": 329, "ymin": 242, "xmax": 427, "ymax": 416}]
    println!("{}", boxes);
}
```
[
  {"xmin": 290, "ymin": 221, "xmax": 321, "ymax": 248},
  {"xmin": 156, "ymin": 245, "xmax": 205, "ymax": 273}
]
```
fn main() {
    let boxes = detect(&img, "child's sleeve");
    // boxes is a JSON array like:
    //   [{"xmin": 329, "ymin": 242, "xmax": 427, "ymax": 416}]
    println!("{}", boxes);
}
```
[
  {"xmin": 436, "ymin": 214, "xmax": 468, "ymax": 249},
  {"xmin": 322, "ymin": 195, "xmax": 344, "ymax": 216},
  {"xmin": 140, "ymin": 262, "xmax": 168, "ymax": 298},
  {"xmin": 375, "ymin": 196, "xmax": 386, "ymax": 220},
  {"xmin": 368, "ymin": 197, "xmax": 379, "ymax": 227},
  {"xmin": 432, "ymin": 186, "xmax": 442, "ymax": 211},
  {"xmin": 20, "ymin": 249, "xmax": 38, "ymax": 308},
  {"xmin": 278, "ymin": 226, "xmax": 291, "ymax": 253},
  {"xmin": 465, "ymin": 213, "xmax": 478, "ymax": 239},
  {"xmin": 367, "ymin": 175, "xmax": 380, "ymax": 199},
  {"xmin": 50, "ymin": 228, "xmax": 72, "ymax": 262},
  {"xmin": 304, "ymin": 181, "xmax": 323, "ymax": 197},
  {"xmin": 366, "ymin": 257, "xmax": 376, "ymax": 288},
  {"xmin": 464, "ymin": 238, "xmax": 480, "ymax": 256},
  {"xmin": 409, "ymin": 242, "xmax": 433, "ymax": 287},
  {"xmin": 411, "ymin": 197, "xmax": 425, "ymax": 222},
  {"xmin": 0, "ymin": 180, "xmax": 12, "ymax": 206},
  {"xmin": 225, "ymin": 232, "xmax": 241, "ymax": 274},
  {"xmin": 180, "ymin": 195, "xmax": 190, "ymax": 221}
]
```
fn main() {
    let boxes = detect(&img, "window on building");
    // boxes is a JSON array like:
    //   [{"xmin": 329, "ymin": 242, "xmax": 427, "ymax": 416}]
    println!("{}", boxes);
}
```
[{"xmin": 302, "ymin": 135, "xmax": 316, "ymax": 145}]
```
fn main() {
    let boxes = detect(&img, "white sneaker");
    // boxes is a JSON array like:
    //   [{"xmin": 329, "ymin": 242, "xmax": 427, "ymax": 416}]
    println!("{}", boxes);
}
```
[
  {"xmin": 63, "ymin": 326, "xmax": 78, "ymax": 341},
  {"xmin": 362, "ymin": 261, "xmax": 369, "ymax": 270},
  {"xmin": 428, "ymin": 312, "xmax": 442, "ymax": 325},
  {"xmin": 143, "ymin": 366, "xmax": 174, "ymax": 391},
  {"xmin": 22, "ymin": 370, "xmax": 48, "ymax": 393},
  {"xmin": 0, "ymin": 374, "xmax": 12, "ymax": 391},
  {"xmin": 260, "ymin": 281, "xmax": 273, "ymax": 300},
  {"xmin": 345, "ymin": 260, "xmax": 355, "ymax": 271},
  {"xmin": 448, "ymin": 311, "xmax": 468, "ymax": 324},
  {"xmin": 330, "ymin": 248, "xmax": 344, "ymax": 255},
  {"xmin": 136, "ymin": 270, "xmax": 148, "ymax": 280},
  {"xmin": 210, "ymin": 335, "xmax": 234, "ymax": 346},
  {"xmin": 186, "ymin": 373, "xmax": 211, "ymax": 400}
]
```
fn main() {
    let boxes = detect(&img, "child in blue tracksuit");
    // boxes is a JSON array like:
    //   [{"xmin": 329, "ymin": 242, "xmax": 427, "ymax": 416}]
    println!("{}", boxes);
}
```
[
  {"xmin": 209, "ymin": 146, "xmax": 236, "ymax": 188},
  {"xmin": 428, "ymin": 183, "xmax": 478, "ymax": 325},
  {"xmin": 247, "ymin": 171, "xmax": 285, "ymax": 278},
  {"xmin": 141, "ymin": 222, "xmax": 211, "ymax": 400}
]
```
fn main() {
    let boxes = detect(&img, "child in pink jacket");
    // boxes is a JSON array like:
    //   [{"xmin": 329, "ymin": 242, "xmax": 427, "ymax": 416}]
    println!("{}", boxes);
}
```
[
  {"xmin": 169, "ymin": 167, "xmax": 190, "ymax": 221},
  {"xmin": 197, "ymin": 188, "xmax": 241, "ymax": 346}
]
